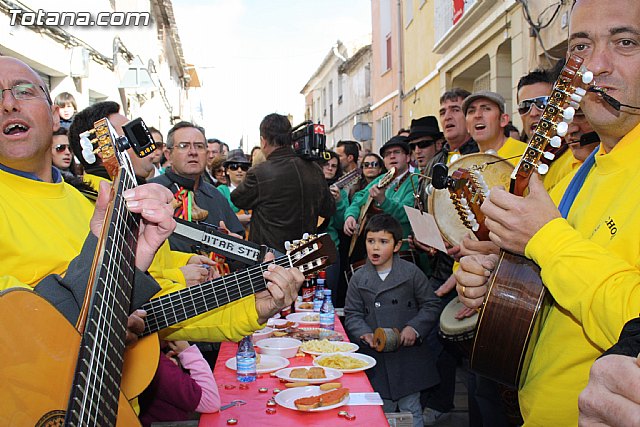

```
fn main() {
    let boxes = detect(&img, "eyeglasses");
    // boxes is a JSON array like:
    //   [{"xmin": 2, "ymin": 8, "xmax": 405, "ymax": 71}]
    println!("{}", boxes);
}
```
[
  {"xmin": 54, "ymin": 144, "xmax": 71, "ymax": 153},
  {"xmin": 383, "ymin": 148, "xmax": 405, "ymax": 157},
  {"xmin": 409, "ymin": 140, "xmax": 435, "ymax": 150},
  {"xmin": 228, "ymin": 163, "xmax": 249, "ymax": 171},
  {"xmin": 518, "ymin": 96, "xmax": 550, "ymax": 115},
  {"xmin": 362, "ymin": 161, "xmax": 380, "ymax": 168},
  {"xmin": 173, "ymin": 142, "xmax": 206, "ymax": 152},
  {"xmin": 1, "ymin": 83, "xmax": 51, "ymax": 104}
]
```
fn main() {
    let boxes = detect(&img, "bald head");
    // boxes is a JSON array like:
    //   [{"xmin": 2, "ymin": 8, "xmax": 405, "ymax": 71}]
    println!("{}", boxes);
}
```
[{"xmin": 0, "ymin": 57, "xmax": 51, "ymax": 105}]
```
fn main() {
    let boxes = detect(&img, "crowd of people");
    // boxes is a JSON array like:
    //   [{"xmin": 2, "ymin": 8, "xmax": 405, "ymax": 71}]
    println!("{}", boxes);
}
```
[{"xmin": 2, "ymin": 0, "xmax": 640, "ymax": 425}]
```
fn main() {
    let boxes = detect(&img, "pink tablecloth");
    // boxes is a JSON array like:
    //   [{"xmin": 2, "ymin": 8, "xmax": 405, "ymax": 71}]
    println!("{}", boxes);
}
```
[{"xmin": 199, "ymin": 316, "xmax": 388, "ymax": 426}]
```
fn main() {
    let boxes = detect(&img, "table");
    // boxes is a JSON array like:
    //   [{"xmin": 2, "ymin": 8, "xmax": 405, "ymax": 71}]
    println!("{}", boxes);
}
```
[{"xmin": 199, "ymin": 316, "xmax": 389, "ymax": 426}]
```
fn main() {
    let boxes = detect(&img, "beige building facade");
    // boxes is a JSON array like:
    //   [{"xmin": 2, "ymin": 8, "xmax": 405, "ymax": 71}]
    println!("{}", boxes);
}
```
[{"xmin": 371, "ymin": 0, "xmax": 574, "ymax": 141}]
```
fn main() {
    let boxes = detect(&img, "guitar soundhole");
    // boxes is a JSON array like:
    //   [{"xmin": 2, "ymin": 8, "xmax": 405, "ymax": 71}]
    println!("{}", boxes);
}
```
[{"xmin": 36, "ymin": 410, "xmax": 65, "ymax": 427}]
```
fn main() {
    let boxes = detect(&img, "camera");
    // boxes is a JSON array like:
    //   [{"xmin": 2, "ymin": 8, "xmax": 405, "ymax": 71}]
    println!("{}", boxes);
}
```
[{"xmin": 291, "ymin": 120, "xmax": 327, "ymax": 160}]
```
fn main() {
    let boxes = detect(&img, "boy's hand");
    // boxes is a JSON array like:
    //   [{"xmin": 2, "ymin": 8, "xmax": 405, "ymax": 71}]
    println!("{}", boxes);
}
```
[
  {"xmin": 360, "ymin": 333, "xmax": 375, "ymax": 348},
  {"xmin": 400, "ymin": 326, "xmax": 417, "ymax": 347}
]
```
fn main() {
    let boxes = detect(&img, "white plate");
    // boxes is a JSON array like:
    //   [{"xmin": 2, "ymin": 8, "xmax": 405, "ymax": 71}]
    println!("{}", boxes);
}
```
[
  {"xmin": 286, "ymin": 312, "xmax": 320, "ymax": 326},
  {"xmin": 300, "ymin": 341, "xmax": 359, "ymax": 356},
  {"xmin": 274, "ymin": 366, "xmax": 343, "ymax": 384},
  {"xmin": 313, "ymin": 353, "xmax": 377, "ymax": 373},
  {"xmin": 295, "ymin": 301, "xmax": 315, "ymax": 312},
  {"xmin": 274, "ymin": 386, "xmax": 349, "ymax": 412},
  {"xmin": 225, "ymin": 354, "xmax": 289, "ymax": 374}
]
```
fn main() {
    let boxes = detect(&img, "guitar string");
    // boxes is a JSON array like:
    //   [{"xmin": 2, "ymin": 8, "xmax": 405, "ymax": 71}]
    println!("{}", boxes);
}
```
[
  {"xmin": 76, "ymin": 170, "xmax": 137, "ymax": 424},
  {"xmin": 143, "ymin": 255, "xmax": 296, "ymax": 333}
]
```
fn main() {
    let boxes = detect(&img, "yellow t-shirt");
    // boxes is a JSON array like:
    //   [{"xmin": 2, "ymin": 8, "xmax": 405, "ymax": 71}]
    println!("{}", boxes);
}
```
[
  {"xmin": 521, "ymin": 123, "xmax": 640, "ymax": 425},
  {"xmin": 542, "ymin": 148, "xmax": 575, "ymax": 193}
]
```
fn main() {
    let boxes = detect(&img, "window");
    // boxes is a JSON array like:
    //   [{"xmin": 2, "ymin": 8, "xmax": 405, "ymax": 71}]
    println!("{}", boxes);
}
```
[
  {"xmin": 365, "ymin": 64, "xmax": 371, "ymax": 97},
  {"xmin": 377, "ymin": 114, "xmax": 393, "ymax": 146},
  {"xmin": 404, "ymin": 0, "xmax": 414, "ymax": 28},
  {"xmin": 380, "ymin": 0, "xmax": 392, "ymax": 73},
  {"xmin": 322, "ymin": 87, "xmax": 327, "ymax": 116},
  {"xmin": 328, "ymin": 80, "xmax": 333, "ymax": 127},
  {"xmin": 337, "ymin": 75, "xmax": 343, "ymax": 104}
]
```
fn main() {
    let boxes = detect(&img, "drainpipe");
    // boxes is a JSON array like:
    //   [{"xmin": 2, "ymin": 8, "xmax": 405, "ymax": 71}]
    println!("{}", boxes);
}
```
[{"xmin": 396, "ymin": 0, "xmax": 404, "ymax": 130}]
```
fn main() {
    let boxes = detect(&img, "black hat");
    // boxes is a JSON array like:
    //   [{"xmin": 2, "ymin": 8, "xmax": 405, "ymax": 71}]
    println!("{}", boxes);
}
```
[
  {"xmin": 223, "ymin": 149, "xmax": 250, "ymax": 167},
  {"xmin": 379, "ymin": 135, "xmax": 411, "ymax": 157},
  {"xmin": 408, "ymin": 116, "xmax": 443, "ymax": 141}
]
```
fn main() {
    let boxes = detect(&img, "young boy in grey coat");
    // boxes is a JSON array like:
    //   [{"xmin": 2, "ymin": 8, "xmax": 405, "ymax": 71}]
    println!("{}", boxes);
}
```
[{"xmin": 345, "ymin": 214, "xmax": 441, "ymax": 427}]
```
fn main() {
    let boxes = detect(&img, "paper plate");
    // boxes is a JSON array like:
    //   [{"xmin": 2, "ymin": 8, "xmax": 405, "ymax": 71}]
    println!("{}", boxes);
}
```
[
  {"xmin": 286, "ymin": 312, "xmax": 320, "ymax": 326},
  {"xmin": 225, "ymin": 354, "xmax": 289, "ymax": 374},
  {"xmin": 313, "ymin": 353, "xmax": 377, "ymax": 373},
  {"xmin": 274, "ymin": 366, "xmax": 343, "ymax": 384},
  {"xmin": 300, "ymin": 341, "xmax": 359, "ymax": 356},
  {"xmin": 274, "ymin": 386, "xmax": 349, "ymax": 412}
]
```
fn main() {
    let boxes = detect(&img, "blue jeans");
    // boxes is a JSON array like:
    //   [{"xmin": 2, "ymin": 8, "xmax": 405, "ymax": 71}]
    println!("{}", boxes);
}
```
[{"xmin": 383, "ymin": 392, "xmax": 423, "ymax": 427}]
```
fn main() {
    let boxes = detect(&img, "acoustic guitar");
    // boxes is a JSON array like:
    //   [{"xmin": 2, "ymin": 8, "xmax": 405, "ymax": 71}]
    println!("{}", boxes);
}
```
[
  {"xmin": 138, "ymin": 233, "xmax": 336, "ymax": 336},
  {"xmin": 470, "ymin": 55, "xmax": 594, "ymax": 387},
  {"xmin": 317, "ymin": 167, "xmax": 362, "ymax": 227},
  {"xmin": 348, "ymin": 167, "xmax": 396, "ymax": 256},
  {"xmin": 0, "ymin": 117, "xmax": 158, "ymax": 426}
]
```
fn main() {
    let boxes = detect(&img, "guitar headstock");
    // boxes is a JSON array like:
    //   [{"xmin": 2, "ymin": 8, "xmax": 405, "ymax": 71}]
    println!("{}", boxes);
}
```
[
  {"xmin": 448, "ymin": 168, "xmax": 490, "ymax": 241},
  {"xmin": 286, "ymin": 234, "xmax": 337, "ymax": 275},
  {"xmin": 79, "ymin": 117, "xmax": 157, "ymax": 181},
  {"xmin": 336, "ymin": 168, "xmax": 361, "ymax": 189},
  {"xmin": 511, "ymin": 54, "xmax": 594, "ymax": 195},
  {"xmin": 377, "ymin": 167, "xmax": 397, "ymax": 188}
]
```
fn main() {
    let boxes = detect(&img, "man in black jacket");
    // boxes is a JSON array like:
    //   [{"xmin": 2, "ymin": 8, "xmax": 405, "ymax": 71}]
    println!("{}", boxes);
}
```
[{"xmin": 232, "ymin": 113, "xmax": 335, "ymax": 253}]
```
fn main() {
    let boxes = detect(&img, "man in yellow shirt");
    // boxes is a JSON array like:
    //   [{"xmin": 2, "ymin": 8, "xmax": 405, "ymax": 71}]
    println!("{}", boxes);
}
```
[
  {"xmin": 454, "ymin": 0, "xmax": 640, "ymax": 424},
  {"xmin": 0, "ymin": 57, "xmax": 304, "ymax": 343}
]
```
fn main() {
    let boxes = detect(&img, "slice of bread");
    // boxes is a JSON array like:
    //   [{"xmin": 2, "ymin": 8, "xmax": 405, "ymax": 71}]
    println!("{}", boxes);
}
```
[
  {"xmin": 319, "ymin": 388, "xmax": 350, "ymax": 406},
  {"xmin": 289, "ymin": 368, "xmax": 308, "ymax": 379},
  {"xmin": 307, "ymin": 367, "xmax": 326, "ymax": 379},
  {"xmin": 294, "ymin": 395, "xmax": 321, "ymax": 411}
]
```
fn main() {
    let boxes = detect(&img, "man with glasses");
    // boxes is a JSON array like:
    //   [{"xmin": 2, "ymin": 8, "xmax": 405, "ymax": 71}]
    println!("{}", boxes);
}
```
[
  {"xmin": 149, "ymin": 121, "xmax": 244, "ymax": 254},
  {"xmin": 344, "ymin": 136, "xmax": 418, "ymax": 253},
  {"xmin": 517, "ymin": 69, "xmax": 574, "ymax": 191},
  {"xmin": 407, "ymin": 116, "xmax": 443, "ymax": 170}
]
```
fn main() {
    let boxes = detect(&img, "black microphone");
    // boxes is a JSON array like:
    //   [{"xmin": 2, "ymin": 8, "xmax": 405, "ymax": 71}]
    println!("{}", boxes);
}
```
[
  {"xmin": 579, "ymin": 131, "xmax": 600, "ymax": 147},
  {"xmin": 588, "ymin": 87, "xmax": 640, "ymax": 111}
]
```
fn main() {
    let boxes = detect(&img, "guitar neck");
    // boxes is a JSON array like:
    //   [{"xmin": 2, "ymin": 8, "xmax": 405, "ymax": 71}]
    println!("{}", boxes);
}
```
[
  {"xmin": 141, "ymin": 254, "xmax": 293, "ymax": 335},
  {"xmin": 66, "ymin": 168, "xmax": 138, "ymax": 426}
]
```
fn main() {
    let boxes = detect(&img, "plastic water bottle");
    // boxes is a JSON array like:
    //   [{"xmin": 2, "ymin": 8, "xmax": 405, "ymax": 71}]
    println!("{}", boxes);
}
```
[
  {"xmin": 236, "ymin": 336, "xmax": 257, "ymax": 382},
  {"xmin": 313, "ymin": 272, "xmax": 326, "ymax": 312},
  {"xmin": 319, "ymin": 289, "xmax": 335, "ymax": 331}
]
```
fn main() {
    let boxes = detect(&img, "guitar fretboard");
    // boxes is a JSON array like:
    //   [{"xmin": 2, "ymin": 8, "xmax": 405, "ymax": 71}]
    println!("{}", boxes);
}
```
[
  {"xmin": 66, "ymin": 159, "xmax": 138, "ymax": 425},
  {"xmin": 141, "ymin": 255, "xmax": 293, "ymax": 335}
]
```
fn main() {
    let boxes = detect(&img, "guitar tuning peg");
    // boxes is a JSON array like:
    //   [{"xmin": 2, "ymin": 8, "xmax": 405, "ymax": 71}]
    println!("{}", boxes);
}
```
[
  {"xmin": 574, "ymin": 87, "xmax": 587, "ymax": 97},
  {"xmin": 582, "ymin": 70, "xmax": 594, "ymax": 84},
  {"xmin": 563, "ymin": 107, "xmax": 575, "ymax": 122},
  {"xmin": 537, "ymin": 163, "xmax": 550, "ymax": 175},
  {"xmin": 569, "ymin": 101, "xmax": 580, "ymax": 109},
  {"xmin": 543, "ymin": 151, "xmax": 555, "ymax": 161},
  {"xmin": 570, "ymin": 93, "xmax": 583, "ymax": 103},
  {"xmin": 80, "ymin": 132, "xmax": 96, "ymax": 164},
  {"xmin": 284, "ymin": 241, "xmax": 292, "ymax": 251},
  {"xmin": 556, "ymin": 121, "xmax": 569, "ymax": 137},
  {"xmin": 302, "ymin": 233, "xmax": 309, "ymax": 240},
  {"xmin": 549, "ymin": 136, "xmax": 562, "ymax": 148}
]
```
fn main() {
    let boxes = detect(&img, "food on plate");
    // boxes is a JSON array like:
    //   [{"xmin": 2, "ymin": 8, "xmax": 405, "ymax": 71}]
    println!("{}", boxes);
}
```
[
  {"xmin": 301, "ymin": 313, "xmax": 320, "ymax": 322},
  {"xmin": 316, "ymin": 354, "xmax": 368, "ymax": 370},
  {"xmin": 287, "ymin": 367, "xmax": 326, "ymax": 379},
  {"xmin": 307, "ymin": 367, "xmax": 327, "ymax": 379},
  {"xmin": 298, "ymin": 302, "xmax": 313, "ymax": 310},
  {"xmin": 290, "ymin": 368, "xmax": 309, "ymax": 379},
  {"xmin": 300, "ymin": 339, "xmax": 354, "ymax": 353},
  {"xmin": 319, "ymin": 382, "xmax": 342, "ymax": 391},
  {"xmin": 294, "ymin": 388, "xmax": 350, "ymax": 411},
  {"xmin": 273, "ymin": 321, "xmax": 296, "ymax": 330},
  {"xmin": 287, "ymin": 328, "xmax": 343, "ymax": 342},
  {"xmin": 285, "ymin": 382, "xmax": 310, "ymax": 388}
]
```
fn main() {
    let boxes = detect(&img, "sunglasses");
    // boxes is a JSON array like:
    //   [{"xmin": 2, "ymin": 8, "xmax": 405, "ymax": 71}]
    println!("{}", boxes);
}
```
[
  {"xmin": 54, "ymin": 144, "xmax": 71, "ymax": 153},
  {"xmin": 362, "ymin": 161, "xmax": 380, "ymax": 168},
  {"xmin": 518, "ymin": 96, "xmax": 550, "ymax": 115},
  {"xmin": 228, "ymin": 163, "xmax": 249, "ymax": 171},
  {"xmin": 409, "ymin": 140, "xmax": 436, "ymax": 150}
]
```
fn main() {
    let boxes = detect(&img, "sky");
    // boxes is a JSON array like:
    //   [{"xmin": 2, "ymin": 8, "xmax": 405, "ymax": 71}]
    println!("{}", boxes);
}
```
[{"xmin": 172, "ymin": 0, "xmax": 371, "ymax": 152}]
